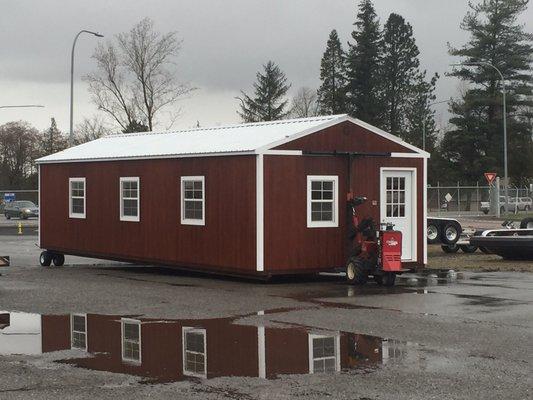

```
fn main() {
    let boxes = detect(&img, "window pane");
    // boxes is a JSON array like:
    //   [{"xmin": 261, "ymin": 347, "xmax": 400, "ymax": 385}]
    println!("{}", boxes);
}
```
[
  {"xmin": 387, "ymin": 205, "xmax": 392, "ymax": 217},
  {"xmin": 311, "ymin": 190, "xmax": 322, "ymax": 200},
  {"xmin": 313, "ymin": 359, "xmax": 325, "ymax": 373},
  {"xmin": 193, "ymin": 190, "xmax": 203, "ymax": 200},
  {"xmin": 399, "ymin": 178, "xmax": 405, "ymax": 190},
  {"xmin": 324, "ymin": 358, "xmax": 336, "ymax": 372},
  {"xmin": 186, "ymin": 332, "xmax": 205, "ymax": 353},
  {"xmin": 399, "ymin": 205, "xmax": 405, "ymax": 217},
  {"xmin": 322, "ymin": 190, "xmax": 333, "ymax": 200},
  {"xmin": 321, "ymin": 202, "xmax": 332, "ymax": 212},
  {"xmin": 124, "ymin": 323, "xmax": 139, "ymax": 340},
  {"xmin": 185, "ymin": 181, "xmax": 194, "ymax": 190},
  {"xmin": 184, "ymin": 190, "xmax": 194, "ymax": 199},
  {"xmin": 72, "ymin": 198, "xmax": 84, "ymax": 214},
  {"xmin": 311, "ymin": 181, "xmax": 321, "ymax": 191},
  {"xmin": 323, "ymin": 181, "xmax": 333, "ymax": 191},
  {"xmin": 123, "ymin": 199, "xmax": 138, "ymax": 216},
  {"xmin": 73, "ymin": 315, "xmax": 86, "ymax": 332},
  {"xmin": 72, "ymin": 331, "xmax": 86, "ymax": 349},
  {"xmin": 193, "ymin": 181, "xmax": 202, "ymax": 190}
]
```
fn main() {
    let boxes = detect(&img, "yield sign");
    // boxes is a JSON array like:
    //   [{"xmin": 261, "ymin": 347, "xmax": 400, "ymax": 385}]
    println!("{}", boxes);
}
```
[{"xmin": 484, "ymin": 172, "xmax": 497, "ymax": 185}]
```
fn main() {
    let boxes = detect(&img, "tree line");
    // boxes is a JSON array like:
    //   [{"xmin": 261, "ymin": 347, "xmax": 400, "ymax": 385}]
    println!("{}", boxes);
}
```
[{"xmin": 1, "ymin": 0, "xmax": 532, "ymax": 190}]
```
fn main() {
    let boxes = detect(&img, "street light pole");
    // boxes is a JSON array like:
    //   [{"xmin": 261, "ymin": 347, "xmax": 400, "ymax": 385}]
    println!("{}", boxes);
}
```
[
  {"xmin": 70, "ymin": 30, "xmax": 103, "ymax": 146},
  {"xmin": 451, "ymin": 62, "xmax": 509, "ymax": 212}
]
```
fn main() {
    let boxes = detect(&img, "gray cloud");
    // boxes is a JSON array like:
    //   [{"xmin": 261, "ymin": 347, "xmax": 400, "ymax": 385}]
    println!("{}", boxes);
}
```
[{"xmin": 0, "ymin": 0, "xmax": 531, "ymax": 131}]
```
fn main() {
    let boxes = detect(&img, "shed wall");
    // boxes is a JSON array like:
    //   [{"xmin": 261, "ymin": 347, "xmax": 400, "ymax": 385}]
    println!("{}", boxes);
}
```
[
  {"xmin": 263, "ymin": 155, "xmax": 424, "ymax": 272},
  {"xmin": 40, "ymin": 156, "xmax": 256, "ymax": 273}
]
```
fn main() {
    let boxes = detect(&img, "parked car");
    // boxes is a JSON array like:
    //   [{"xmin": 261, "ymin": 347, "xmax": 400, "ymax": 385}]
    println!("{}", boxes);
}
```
[
  {"xmin": 3, "ymin": 201, "xmax": 39, "ymax": 219},
  {"xmin": 480, "ymin": 196, "xmax": 532, "ymax": 214}
]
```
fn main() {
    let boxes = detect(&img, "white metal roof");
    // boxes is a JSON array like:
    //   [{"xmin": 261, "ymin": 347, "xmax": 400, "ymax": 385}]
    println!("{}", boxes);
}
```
[{"xmin": 36, "ymin": 114, "xmax": 428, "ymax": 164}]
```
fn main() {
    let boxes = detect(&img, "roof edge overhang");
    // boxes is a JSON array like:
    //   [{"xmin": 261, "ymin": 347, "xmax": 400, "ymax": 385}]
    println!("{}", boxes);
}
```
[
  {"xmin": 35, "ymin": 150, "xmax": 257, "ymax": 165},
  {"xmin": 258, "ymin": 114, "xmax": 430, "ymax": 158}
]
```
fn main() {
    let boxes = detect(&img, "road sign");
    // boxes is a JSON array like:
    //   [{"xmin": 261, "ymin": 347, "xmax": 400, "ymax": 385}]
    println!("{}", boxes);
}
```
[
  {"xmin": 3, "ymin": 193, "xmax": 15, "ymax": 203},
  {"xmin": 484, "ymin": 172, "xmax": 497, "ymax": 185},
  {"xmin": 445, "ymin": 193, "xmax": 453, "ymax": 202}
]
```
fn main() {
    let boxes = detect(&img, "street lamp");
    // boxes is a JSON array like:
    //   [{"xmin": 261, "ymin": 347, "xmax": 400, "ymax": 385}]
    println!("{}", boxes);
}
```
[
  {"xmin": 450, "ymin": 61, "xmax": 509, "ymax": 212},
  {"xmin": 422, "ymin": 99, "xmax": 449, "ymax": 151},
  {"xmin": 0, "ymin": 105, "xmax": 44, "ymax": 109},
  {"xmin": 70, "ymin": 30, "xmax": 103, "ymax": 146}
]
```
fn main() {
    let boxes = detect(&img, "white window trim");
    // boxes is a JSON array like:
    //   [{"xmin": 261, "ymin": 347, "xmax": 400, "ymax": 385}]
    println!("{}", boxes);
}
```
[
  {"xmin": 307, "ymin": 175, "xmax": 339, "ymax": 228},
  {"xmin": 180, "ymin": 176, "xmax": 206, "ymax": 226},
  {"xmin": 69, "ymin": 177, "xmax": 86, "ymax": 219},
  {"xmin": 119, "ymin": 177, "xmax": 140, "ymax": 222},
  {"xmin": 308, "ymin": 333, "xmax": 341, "ymax": 374},
  {"xmin": 121, "ymin": 318, "xmax": 142, "ymax": 364},
  {"xmin": 70, "ymin": 313, "xmax": 88, "ymax": 351},
  {"xmin": 182, "ymin": 327, "xmax": 207, "ymax": 378}
]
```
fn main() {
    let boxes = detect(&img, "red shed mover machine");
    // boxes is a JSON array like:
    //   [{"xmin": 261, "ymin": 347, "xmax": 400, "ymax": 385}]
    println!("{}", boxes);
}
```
[{"xmin": 36, "ymin": 115, "xmax": 428, "ymax": 279}]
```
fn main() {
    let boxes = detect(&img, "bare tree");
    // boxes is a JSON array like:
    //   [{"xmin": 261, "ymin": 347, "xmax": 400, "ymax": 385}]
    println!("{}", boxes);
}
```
[
  {"xmin": 290, "ymin": 87, "xmax": 319, "ymax": 118},
  {"xmin": 74, "ymin": 115, "xmax": 111, "ymax": 144},
  {"xmin": 86, "ymin": 18, "xmax": 194, "ymax": 132},
  {"xmin": 0, "ymin": 121, "xmax": 39, "ymax": 188}
]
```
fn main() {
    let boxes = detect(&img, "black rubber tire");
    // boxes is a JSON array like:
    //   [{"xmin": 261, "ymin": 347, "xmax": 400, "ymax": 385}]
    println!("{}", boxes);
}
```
[
  {"xmin": 479, "ymin": 246, "xmax": 492, "ymax": 254},
  {"xmin": 19, "ymin": 213, "xmax": 27, "ymax": 220},
  {"xmin": 5, "ymin": 213, "xmax": 10, "ymax": 220},
  {"xmin": 441, "ymin": 222, "xmax": 461, "ymax": 245},
  {"xmin": 39, "ymin": 251, "xmax": 52, "ymax": 267},
  {"xmin": 441, "ymin": 244, "xmax": 459, "ymax": 253},
  {"xmin": 519, "ymin": 218, "xmax": 533, "ymax": 229},
  {"xmin": 525, "ymin": 205, "xmax": 531, "ymax": 212},
  {"xmin": 346, "ymin": 257, "xmax": 368, "ymax": 285},
  {"xmin": 52, "ymin": 254, "xmax": 65, "ymax": 267},
  {"xmin": 427, "ymin": 223, "xmax": 440, "ymax": 244},
  {"xmin": 382, "ymin": 272, "xmax": 396, "ymax": 287},
  {"xmin": 459, "ymin": 244, "xmax": 478, "ymax": 253},
  {"xmin": 374, "ymin": 274, "xmax": 383, "ymax": 285},
  {"xmin": 482, "ymin": 210, "xmax": 489, "ymax": 215}
]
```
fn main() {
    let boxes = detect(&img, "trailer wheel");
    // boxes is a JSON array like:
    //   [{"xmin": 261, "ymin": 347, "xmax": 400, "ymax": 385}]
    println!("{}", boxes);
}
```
[
  {"xmin": 382, "ymin": 272, "xmax": 396, "ymax": 287},
  {"xmin": 459, "ymin": 244, "xmax": 478, "ymax": 253},
  {"xmin": 346, "ymin": 258, "xmax": 368, "ymax": 285},
  {"xmin": 441, "ymin": 244, "xmax": 459, "ymax": 253},
  {"xmin": 482, "ymin": 210, "xmax": 489, "ymax": 215},
  {"xmin": 441, "ymin": 222, "xmax": 461, "ymax": 245},
  {"xmin": 52, "ymin": 254, "xmax": 65, "ymax": 267},
  {"xmin": 5, "ymin": 213, "xmax": 10, "ymax": 220},
  {"xmin": 374, "ymin": 275, "xmax": 383, "ymax": 285},
  {"xmin": 39, "ymin": 251, "xmax": 52, "ymax": 267},
  {"xmin": 520, "ymin": 218, "xmax": 533, "ymax": 229},
  {"xmin": 427, "ymin": 223, "xmax": 440, "ymax": 244}
]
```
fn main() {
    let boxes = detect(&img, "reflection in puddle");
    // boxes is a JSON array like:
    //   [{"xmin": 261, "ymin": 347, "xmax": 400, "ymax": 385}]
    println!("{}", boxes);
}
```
[{"xmin": 0, "ymin": 310, "xmax": 413, "ymax": 383}]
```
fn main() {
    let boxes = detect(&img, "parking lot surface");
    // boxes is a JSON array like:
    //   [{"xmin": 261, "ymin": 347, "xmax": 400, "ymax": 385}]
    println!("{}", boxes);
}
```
[{"xmin": 0, "ymin": 235, "xmax": 532, "ymax": 399}]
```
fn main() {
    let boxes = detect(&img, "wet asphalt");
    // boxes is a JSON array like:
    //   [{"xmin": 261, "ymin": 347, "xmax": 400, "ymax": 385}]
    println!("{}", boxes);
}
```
[{"xmin": 0, "ymin": 235, "xmax": 532, "ymax": 399}]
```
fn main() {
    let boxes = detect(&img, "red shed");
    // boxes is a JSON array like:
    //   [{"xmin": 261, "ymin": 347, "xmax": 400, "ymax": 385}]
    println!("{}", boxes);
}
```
[{"xmin": 36, "ymin": 115, "xmax": 428, "ymax": 277}]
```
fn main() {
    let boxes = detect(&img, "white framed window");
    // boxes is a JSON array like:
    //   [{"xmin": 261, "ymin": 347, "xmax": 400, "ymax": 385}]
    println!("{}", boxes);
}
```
[
  {"xmin": 120, "ymin": 177, "xmax": 140, "ymax": 222},
  {"xmin": 70, "ymin": 313, "xmax": 87, "ymax": 351},
  {"xmin": 385, "ymin": 176, "xmax": 406, "ymax": 217},
  {"xmin": 181, "ymin": 176, "xmax": 205, "ymax": 226},
  {"xmin": 307, "ymin": 176, "xmax": 338, "ymax": 228},
  {"xmin": 121, "ymin": 318, "xmax": 141, "ymax": 363},
  {"xmin": 69, "ymin": 178, "xmax": 86, "ymax": 218},
  {"xmin": 182, "ymin": 327, "xmax": 207, "ymax": 378},
  {"xmin": 308, "ymin": 333, "xmax": 340, "ymax": 373}
]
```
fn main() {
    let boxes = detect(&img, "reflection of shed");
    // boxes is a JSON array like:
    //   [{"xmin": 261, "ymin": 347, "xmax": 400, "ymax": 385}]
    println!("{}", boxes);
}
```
[
  {"xmin": 38, "ymin": 313, "xmax": 387, "ymax": 381},
  {"xmin": 37, "ymin": 115, "xmax": 428, "ymax": 277}
]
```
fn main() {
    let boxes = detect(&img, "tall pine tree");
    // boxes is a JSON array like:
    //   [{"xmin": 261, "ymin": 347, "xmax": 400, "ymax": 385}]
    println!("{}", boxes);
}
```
[
  {"xmin": 237, "ymin": 61, "xmax": 291, "ymax": 122},
  {"xmin": 379, "ymin": 13, "xmax": 421, "ymax": 136},
  {"xmin": 317, "ymin": 30, "xmax": 348, "ymax": 115},
  {"xmin": 444, "ymin": 0, "xmax": 533, "ymax": 185},
  {"xmin": 346, "ymin": 0, "xmax": 382, "ymax": 125}
]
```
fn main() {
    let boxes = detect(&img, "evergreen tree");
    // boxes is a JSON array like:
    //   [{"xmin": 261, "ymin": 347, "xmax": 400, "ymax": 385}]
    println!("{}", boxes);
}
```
[
  {"xmin": 379, "ymin": 13, "xmax": 421, "ymax": 136},
  {"xmin": 237, "ymin": 61, "xmax": 291, "ymax": 122},
  {"xmin": 40, "ymin": 118, "xmax": 68, "ymax": 155},
  {"xmin": 317, "ymin": 30, "xmax": 348, "ymax": 115},
  {"xmin": 346, "ymin": 0, "xmax": 382, "ymax": 125},
  {"xmin": 444, "ymin": 0, "xmax": 533, "ymax": 184},
  {"xmin": 403, "ymin": 72, "xmax": 439, "ymax": 151}
]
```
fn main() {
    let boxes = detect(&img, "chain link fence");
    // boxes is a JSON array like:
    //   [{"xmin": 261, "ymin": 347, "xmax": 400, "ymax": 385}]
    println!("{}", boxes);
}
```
[{"xmin": 428, "ymin": 182, "xmax": 532, "ymax": 216}]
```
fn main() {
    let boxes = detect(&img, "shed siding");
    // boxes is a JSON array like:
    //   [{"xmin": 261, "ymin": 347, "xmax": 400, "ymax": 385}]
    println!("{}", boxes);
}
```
[
  {"xmin": 264, "ymin": 155, "xmax": 424, "ymax": 272},
  {"xmin": 275, "ymin": 121, "xmax": 416, "ymax": 154},
  {"xmin": 40, "ymin": 156, "xmax": 256, "ymax": 273}
]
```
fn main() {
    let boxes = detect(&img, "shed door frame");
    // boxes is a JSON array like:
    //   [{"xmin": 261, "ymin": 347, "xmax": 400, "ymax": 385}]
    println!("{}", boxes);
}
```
[{"xmin": 379, "ymin": 167, "xmax": 417, "ymax": 262}]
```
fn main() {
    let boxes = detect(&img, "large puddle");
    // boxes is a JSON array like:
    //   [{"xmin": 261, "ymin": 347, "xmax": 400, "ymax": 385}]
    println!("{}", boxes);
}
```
[{"xmin": 0, "ymin": 310, "xmax": 415, "ymax": 383}]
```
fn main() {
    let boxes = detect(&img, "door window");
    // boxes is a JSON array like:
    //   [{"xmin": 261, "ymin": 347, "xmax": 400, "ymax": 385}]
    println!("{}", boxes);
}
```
[{"xmin": 386, "ymin": 177, "xmax": 405, "ymax": 217}]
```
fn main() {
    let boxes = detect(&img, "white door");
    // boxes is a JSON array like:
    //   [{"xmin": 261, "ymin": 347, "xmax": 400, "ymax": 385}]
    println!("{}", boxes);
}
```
[{"xmin": 380, "ymin": 169, "xmax": 416, "ymax": 261}]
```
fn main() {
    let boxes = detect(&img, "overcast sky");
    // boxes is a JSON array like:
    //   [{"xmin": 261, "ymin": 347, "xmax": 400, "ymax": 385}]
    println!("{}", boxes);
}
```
[{"xmin": 1, "ymin": 0, "xmax": 532, "ymax": 133}]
